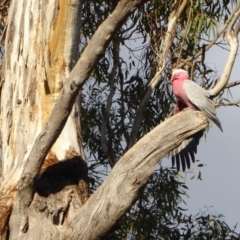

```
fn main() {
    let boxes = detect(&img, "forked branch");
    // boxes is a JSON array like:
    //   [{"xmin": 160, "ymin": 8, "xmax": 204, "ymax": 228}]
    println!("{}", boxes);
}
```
[
  {"xmin": 210, "ymin": 3, "xmax": 240, "ymax": 96},
  {"xmin": 215, "ymin": 99, "xmax": 240, "ymax": 108},
  {"xmin": 178, "ymin": 4, "xmax": 240, "ymax": 77},
  {"xmin": 225, "ymin": 80, "xmax": 240, "ymax": 89},
  {"xmin": 63, "ymin": 110, "xmax": 208, "ymax": 240}
]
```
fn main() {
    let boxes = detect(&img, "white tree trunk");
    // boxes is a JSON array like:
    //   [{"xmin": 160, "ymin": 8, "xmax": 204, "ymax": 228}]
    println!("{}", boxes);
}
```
[
  {"xmin": 0, "ymin": 0, "xmax": 87, "ymax": 237},
  {"xmin": 0, "ymin": 0, "xmax": 151, "ymax": 238},
  {"xmin": 1, "ymin": 0, "xmax": 83, "ymax": 187}
]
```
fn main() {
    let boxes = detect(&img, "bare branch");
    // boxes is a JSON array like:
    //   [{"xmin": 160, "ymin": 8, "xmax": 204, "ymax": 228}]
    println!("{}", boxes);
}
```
[
  {"xmin": 63, "ymin": 110, "xmax": 208, "ymax": 240},
  {"xmin": 11, "ymin": 0, "xmax": 151, "ymax": 233},
  {"xmin": 215, "ymin": 99, "xmax": 240, "ymax": 108},
  {"xmin": 128, "ymin": 0, "xmax": 188, "ymax": 148},
  {"xmin": 210, "ymin": 3, "xmax": 240, "ymax": 96},
  {"xmin": 225, "ymin": 80, "xmax": 240, "ymax": 89},
  {"xmin": 234, "ymin": 19, "xmax": 240, "ymax": 35}
]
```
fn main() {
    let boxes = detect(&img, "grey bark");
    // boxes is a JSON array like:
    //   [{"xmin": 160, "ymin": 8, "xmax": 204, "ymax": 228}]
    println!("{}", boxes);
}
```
[
  {"xmin": 11, "ymin": 110, "xmax": 208, "ymax": 240},
  {"xmin": 63, "ymin": 110, "xmax": 208, "ymax": 240}
]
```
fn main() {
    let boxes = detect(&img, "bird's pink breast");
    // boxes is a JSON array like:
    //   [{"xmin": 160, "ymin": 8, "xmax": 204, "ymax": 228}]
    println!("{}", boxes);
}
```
[{"xmin": 172, "ymin": 78, "xmax": 194, "ymax": 109}]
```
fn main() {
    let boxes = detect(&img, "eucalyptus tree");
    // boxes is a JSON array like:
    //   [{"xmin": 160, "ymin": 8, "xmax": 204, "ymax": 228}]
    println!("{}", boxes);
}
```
[{"xmin": 0, "ymin": 0, "xmax": 239, "ymax": 239}]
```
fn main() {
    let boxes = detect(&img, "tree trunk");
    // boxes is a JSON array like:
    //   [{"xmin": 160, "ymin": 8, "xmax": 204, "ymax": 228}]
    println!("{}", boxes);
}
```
[
  {"xmin": 0, "ymin": 0, "xmax": 87, "ymax": 238},
  {"xmin": 0, "ymin": 0, "xmax": 151, "ymax": 238}
]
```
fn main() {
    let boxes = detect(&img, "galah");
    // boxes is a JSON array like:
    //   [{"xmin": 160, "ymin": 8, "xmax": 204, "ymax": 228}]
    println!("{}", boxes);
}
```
[{"xmin": 170, "ymin": 69, "xmax": 222, "ymax": 171}]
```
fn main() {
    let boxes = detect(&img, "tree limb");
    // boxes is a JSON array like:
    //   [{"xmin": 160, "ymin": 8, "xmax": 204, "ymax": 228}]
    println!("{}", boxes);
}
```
[
  {"xmin": 63, "ymin": 110, "xmax": 208, "ymax": 240},
  {"xmin": 215, "ymin": 99, "xmax": 240, "ymax": 108},
  {"xmin": 10, "ymin": 0, "xmax": 151, "ymax": 234},
  {"xmin": 225, "ymin": 80, "xmax": 240, "ymax": 89},
  {"xmin": 210, "ymin": 3, "xmax": 240, "ymax": 96}
]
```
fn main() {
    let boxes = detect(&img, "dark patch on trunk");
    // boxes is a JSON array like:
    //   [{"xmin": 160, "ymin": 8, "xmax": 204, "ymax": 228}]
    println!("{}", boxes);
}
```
[
  {"xmin": 32, "ymin": 157, "xmax": 89, "ymax": 225},
  {"xmin": 35, "ymin": 156, "xmax": 89, "ymax": 200},
  {"xmin": 44, "ymin": 79, "xmax": 51, "ymax": 95},
  {"xmin": 29, "ymin": 77, "xmax": 37, "ymax": 106}
]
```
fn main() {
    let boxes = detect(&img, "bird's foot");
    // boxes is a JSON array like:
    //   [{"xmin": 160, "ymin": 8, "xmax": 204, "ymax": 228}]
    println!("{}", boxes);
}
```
[{"xmin": 182, "ymin": 107, "xmax": 191, "ymax": 112}]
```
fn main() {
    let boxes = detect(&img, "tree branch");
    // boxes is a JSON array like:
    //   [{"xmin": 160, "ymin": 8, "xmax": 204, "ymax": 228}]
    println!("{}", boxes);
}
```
[
  {"xmin": 225, "ymin": 80, "xmax": 240, "ymax": 89},
  {"xmin": 210, "ymin": 3, "xmax": 240, "ymax": 96},
  {"xmin": 63, "ymin": 110, "xmax": 208, "ymax": 240},
  {"xmin": 215, "ymin": 99, "xmax": 240, "ymax": 108},
  {"xmin": 11, "ymin": 0, "xmax": 151, "ymax": 234},
  {"xmin": 128, "ymin": 0, "xmax": 188, "ymax": 148}
]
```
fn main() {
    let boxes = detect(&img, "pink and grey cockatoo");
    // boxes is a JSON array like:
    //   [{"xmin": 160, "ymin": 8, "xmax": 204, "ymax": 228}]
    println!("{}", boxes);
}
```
[{"xmin": 170, "ymin": 69, "xmax": 223, "ymax": 171}]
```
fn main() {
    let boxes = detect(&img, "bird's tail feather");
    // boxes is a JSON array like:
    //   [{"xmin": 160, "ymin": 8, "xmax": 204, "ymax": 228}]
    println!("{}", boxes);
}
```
[{"xmin": 171, "ymin": 130, "xmax": 204, "ymax": 172}]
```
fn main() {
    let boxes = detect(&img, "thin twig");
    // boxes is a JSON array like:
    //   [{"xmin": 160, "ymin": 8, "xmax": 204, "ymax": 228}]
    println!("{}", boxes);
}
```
[
  {"xmin": 215, "ymin": 99, "xmax": 240, "ymax": 108},
  {"xmin": 225, "ymin": 80, "xmax": 240, "ymax": 89}
]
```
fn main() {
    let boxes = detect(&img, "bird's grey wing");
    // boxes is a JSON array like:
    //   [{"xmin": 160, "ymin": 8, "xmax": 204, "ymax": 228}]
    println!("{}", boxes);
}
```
[
  {"xmin": 171, "ymin": 130, "xmax": 204, "ymax": 171},
  {"xmin": 183, "ymin": 80, "xmax": 223, "ymax": 131}
]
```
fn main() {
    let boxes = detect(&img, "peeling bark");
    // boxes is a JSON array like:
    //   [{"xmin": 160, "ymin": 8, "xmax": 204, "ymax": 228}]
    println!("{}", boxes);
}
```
[
  {"xmin": 9, "ymin": 0, "xmax": 151, "ymax": 238},
  {"xmin": 25, "ymin": 156, "xmax": 88, "ymax": 239},
  {"xmin": 0, "ymin": 0, "xmax": 87, "ymax": 237},
  {"xmin": 1, "ymin": 0, "xmax": 84, "ymax": 186},
  {"xmin": 0, "ymin": 0, "xmax": 151, "ymax": 238}
]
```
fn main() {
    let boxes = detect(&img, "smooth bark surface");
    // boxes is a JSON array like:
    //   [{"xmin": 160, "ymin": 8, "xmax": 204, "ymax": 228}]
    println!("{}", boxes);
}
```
[{"xmin": 209, "ymin": 3, "xmax": 240, "ymax": 96}]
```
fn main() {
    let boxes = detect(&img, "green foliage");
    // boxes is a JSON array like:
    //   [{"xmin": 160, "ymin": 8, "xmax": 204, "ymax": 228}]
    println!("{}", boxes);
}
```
[
  {"xmin": 107, "ymin": 168, "xmax": 188, "ymax": 239},
  {"xmin": 107, "ymin": 168, "xmax": 239, "ymax": 239},
  {"xmin": 80, "ymin": 0, "xmax": 239, "ymax": 238}
]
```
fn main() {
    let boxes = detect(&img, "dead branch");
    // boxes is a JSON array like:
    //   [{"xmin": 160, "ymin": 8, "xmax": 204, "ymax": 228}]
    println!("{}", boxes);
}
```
[
  {"xmin": 63, "ymin": 110, "xmax": 208, "ymax": 240},
  {"xmin": 215, "ymin": 99, "xmax": 240, "ymax": 108},
  {"xmin": 225, "ymin": 80, "xmax": 240, "ymax": 89},
  {"xmin": 210, "ymin": 3, "xmax": 240, "ymax": 96}
]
